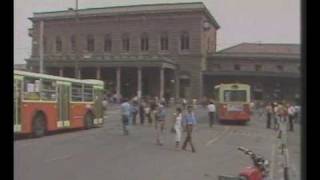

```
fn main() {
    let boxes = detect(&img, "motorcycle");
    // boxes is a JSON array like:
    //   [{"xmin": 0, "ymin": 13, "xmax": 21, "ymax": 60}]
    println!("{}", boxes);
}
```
[{"xmin": 218, "ymin": 146, "xmax": 270, "ymax": 180}]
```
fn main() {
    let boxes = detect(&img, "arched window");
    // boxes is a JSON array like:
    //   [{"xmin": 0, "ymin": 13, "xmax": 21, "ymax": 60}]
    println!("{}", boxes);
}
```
[
  {"xmin": 122, "ymin": 33, "xmax": 130, "ymax": 52},
  {"xmin": 104, "ymin": 34, "xmax": 112, "ymax": 52},
  {"xmin": 140, "ymin": 33, "xmax": 149, "ymax": 51},
  {"xmin": 180, "ymin": 31, "xmax": 189, "ymax": 50},
  {"xmin": 87, "ymin": 35, "xmax": 95, "ymax": 52},
  {"xmin": 43, "ymin": 36, "xmax": 47, "ymax": 53},
  {"xmin": 70, "ymin": 35, "xmax": 76, "ymax": 52},
  {"xmin": 160, "ymin": 32, "xmax": 168, "ymax": 51},
  {"xmin": 55, "ymin": 36, "xmax": 62, "ymax": 53}
]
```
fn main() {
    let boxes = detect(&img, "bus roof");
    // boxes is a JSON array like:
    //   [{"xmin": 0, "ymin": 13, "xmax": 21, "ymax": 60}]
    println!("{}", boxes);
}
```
[{"xmin": 14, "ymin": 70, "xmax": 104, "ymax": 86}]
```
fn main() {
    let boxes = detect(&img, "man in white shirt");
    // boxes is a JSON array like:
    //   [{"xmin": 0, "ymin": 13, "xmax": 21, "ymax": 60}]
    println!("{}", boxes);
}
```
[
  {"xmin": 288, "ymin": 104, "xmax": 296, "ymax": 131},
  {"xmin": 207, "ymin": 101, "xmax": 216, "ymax": 127}
]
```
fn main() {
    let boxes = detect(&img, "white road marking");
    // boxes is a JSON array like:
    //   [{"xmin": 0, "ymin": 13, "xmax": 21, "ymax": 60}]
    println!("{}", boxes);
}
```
[
  {"xmin": 44, "ymin": 154, "xmax": 72, "ymax": 163},
  {"xmin": 205, "ymin": 126, "xmax": 231, "ymax": 146}
]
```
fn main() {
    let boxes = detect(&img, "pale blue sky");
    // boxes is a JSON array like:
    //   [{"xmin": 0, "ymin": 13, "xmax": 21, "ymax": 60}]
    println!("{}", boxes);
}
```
[{"xmin": 14, "ymin": 0, "xmax": 300, "ymax": 64}]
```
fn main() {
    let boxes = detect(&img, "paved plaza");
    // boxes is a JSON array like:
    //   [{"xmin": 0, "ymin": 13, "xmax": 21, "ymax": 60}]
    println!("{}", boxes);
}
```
[{"xmin": 14, "ymin": 106, "xmax": 301, "ymax": 180}]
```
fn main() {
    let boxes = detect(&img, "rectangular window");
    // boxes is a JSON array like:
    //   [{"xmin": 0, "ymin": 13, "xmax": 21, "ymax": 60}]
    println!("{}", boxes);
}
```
[
  {"xmin": 56, "ymin": 37, "xmax": 62, "ymax": 53},
  {"xmin": 122, "ymin": 37, "xmax": 130, "ymax": 52},
  {"xmin": 104, "ymin": 36, "xmax": 112, "ymax": 52},
  {"xmin": 71, "ymin": 84, "xmax": 82, "ymax": 102},
  {"xmin": 234, "ymin": 64, "xmax": 241, "ymax": 70},
  {"xmin": 160, "ymin": 33, "xmax": 169, "ymax": 51},
  {"xmin": 40, "ymin": 80, "xmax": 57, "ymax": 101},
  {"xmin": 71, "ymin": 35, "xmax": 76, "ymax": 52},
  {"xmin": 23, "ymin": 77, "xmax": 41, "ymax": 101},
  {"xmin": 277, "ymin": 65, "xmax": 284, "ymax": 71},
  {"xmin": 87, "ymin": 35, "xmax": 95, "ymax": 52},
  {"xmin": 141, "ymin": 37, "xmax": 149, "ymax": 51},
  {"xmin": 180, "ymin": 32, "xmax": 190, "ymax": 50},
  {"xmin": 83, "ymin": 85, "xmax": 93, "ymax": 101},
  {"xmin": 223, "ymin": 90, "xmax": 247, "ymax": 102},
  {"xmin": 255, "ymin": 64, "xmax": 262, "ymax": 71}
]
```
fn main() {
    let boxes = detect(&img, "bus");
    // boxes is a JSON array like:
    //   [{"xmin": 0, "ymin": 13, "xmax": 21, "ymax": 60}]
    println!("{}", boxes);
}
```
[
  {"xmin": 214, "ymin": 83, "xmax": 251, "ymax": 124},
  {"xmin": 14, "ymin": 70, "xmax": 105, "ymax": 137}
]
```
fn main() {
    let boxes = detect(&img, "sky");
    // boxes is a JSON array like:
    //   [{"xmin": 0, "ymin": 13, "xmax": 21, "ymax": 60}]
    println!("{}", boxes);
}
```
[{"xmin": 14, "ymin": 0, "xmax": 300, "ymax": 64}]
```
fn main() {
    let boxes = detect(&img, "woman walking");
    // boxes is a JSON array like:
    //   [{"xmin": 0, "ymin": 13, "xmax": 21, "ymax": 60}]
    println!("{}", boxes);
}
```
[{"xmin": 174, "ymin": 108, "xmax": 183, "ymax": 149}]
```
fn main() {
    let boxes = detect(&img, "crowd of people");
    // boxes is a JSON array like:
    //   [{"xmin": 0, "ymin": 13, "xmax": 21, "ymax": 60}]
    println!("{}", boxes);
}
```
[
  {"xmin": 264, "ymin": 101, "xmax": 300, "ymax": 153},
  {"xmin": 119, "ymin": 96, "xmax": 197, "ymax": 153},
  {"xmin": 102, "ymin": 92, "xmax": 300, "ymax": 154}
]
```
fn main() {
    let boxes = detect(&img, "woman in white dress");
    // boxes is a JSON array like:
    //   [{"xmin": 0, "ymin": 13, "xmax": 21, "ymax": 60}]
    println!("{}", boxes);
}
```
[{"xmin": 174, "ymin": 107, "xmax": 183, "ymax": 149}]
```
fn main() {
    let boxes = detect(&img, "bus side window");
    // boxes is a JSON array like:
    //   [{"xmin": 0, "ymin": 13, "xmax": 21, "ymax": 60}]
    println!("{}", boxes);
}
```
[
  {"xmin": 41, "ymin": 79, "xmax": 57, "ymax": 101},
  {"xmin": 23, "ymin": 77, "xmax": 40, "ymax": 101},
  {"xmin": 83, "ymin": 85, "xmax": 93, "ymax": 102},
  {"xmin": 72, "ymin": 83, "xmax": 83, "ymax": 102}
]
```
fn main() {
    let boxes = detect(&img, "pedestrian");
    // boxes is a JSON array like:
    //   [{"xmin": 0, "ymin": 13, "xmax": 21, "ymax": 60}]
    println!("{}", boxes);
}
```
[
  {"xmin": 182, "ymin": 105, "xmax": 197, "ymax": 153},
  {"xmin": 265, "ymin": 103, "xmax": 272, "ymax": 129},
  {"xmin": 277, "ymin": 103, "xmax": 288, "ymax": 154},
  {"xmin": 155, "ymin": 102, "xmax": 166, "ymax": 146},
  {"xmin": 273, "ymin": 102, "xmax": 279, "ymax": 130},
  {"xmin": 120, "ymin": 98, "xmax": 131, "ymax": 135},
  {"xmin": 287, "ymin": 103, "xmax": 296, "ymax": 131},
  {"xmin": 131, "ymin": 100, "xmax": 139, "ymax": 125},
  {"xmin": 150, "ymin": 102, "xmax": 157, "ymax": 126},
  {"xmin": 182, "ymin": 98, "xmax": 187, "ymax": 110},
  {"xmin": 145, "ymin": 103, "xmax": 152, "ymax": 125},
  {"xmin": 207, "ymin": 101, "xmax": 216, "ymax": 128},
  {"xmin": 139, "ymin": 100, "xmax": 146, "ymax": 125},
  {"xmin": 174, "ymin": 107, "xmax": 183, "ymax": 149}
]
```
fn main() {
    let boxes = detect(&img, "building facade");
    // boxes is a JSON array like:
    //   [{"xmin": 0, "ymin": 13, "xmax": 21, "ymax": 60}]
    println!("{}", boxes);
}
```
[
  {"xmin": 26, "ymin": 2, "xmax": 219, "ymax": 100},
  {"xmin": 26, "ymin": 2, "xmax": 300, "ymax": 102},
  {"xmin": 204, "ymin": 43, "xmax": 300, "ymax": 102}
]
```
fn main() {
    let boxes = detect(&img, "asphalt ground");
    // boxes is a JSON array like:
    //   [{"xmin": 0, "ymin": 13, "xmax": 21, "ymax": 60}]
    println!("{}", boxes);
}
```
[{"xmin": 14, "ymin": 105, "xmax": 301, "ymax": 180}]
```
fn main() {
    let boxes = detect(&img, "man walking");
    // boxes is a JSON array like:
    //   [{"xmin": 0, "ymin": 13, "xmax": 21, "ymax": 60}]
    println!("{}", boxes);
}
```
[
  {"xmin": 121, "ymin": 98, "xmax": 131, "ymax": 135},
  {"xmin": 207, "ymin": 101, "xmax": 216, "ymax": 128},
  {"xmin": 155, "ymin": 102, "xmax": 166, "ymax": 146},
  {"xmin": 131, "ymin": 100, "xmax": 139, "ymax": 125},
  {"xmin": 182, "ymin": 105, "xmax": 197, "ymax": 153},
  {"xmin": 265, "ymin": 103, "xmax": 272, "ymax": 129},
  {"xmin": 288, "ymin": 103, "xmax": 296, "ymax": 131},
  {"xmin": 139, "ymin": 100, "xmax": 146, "ymax": 125}
]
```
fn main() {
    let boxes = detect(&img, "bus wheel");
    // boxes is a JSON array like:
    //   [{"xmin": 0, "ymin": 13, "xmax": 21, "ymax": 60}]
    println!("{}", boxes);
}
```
[
  {"xmin": 84, "ymin": 112, "xmax": 94, "ymax": 129},
  {"xmin": 32, "ymin": 114, "xmax": 46, "ymax": 138}
]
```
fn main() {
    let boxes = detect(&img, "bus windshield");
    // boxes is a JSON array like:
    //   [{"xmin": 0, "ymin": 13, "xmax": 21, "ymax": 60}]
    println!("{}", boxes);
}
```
[{"xmin": 223, "ymin": 90, "xmax": 247, "ymax": 102}]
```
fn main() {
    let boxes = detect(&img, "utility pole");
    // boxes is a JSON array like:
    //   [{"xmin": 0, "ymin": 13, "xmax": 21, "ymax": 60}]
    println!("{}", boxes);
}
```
[{"xmin": 39, "ymin": 20, "xmax": 44, "ymax": 73}]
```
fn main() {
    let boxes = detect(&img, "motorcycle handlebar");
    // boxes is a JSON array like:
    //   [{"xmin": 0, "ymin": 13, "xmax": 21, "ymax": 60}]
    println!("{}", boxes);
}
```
[{"xmin": 237, "ymin": 147, "xmax": 254, "ymax": 156}]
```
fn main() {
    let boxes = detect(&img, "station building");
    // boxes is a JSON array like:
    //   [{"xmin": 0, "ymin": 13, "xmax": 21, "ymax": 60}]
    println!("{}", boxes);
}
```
[{"xmin": 25, "ymin": 2, "xmax": 300, "ymax": 102}]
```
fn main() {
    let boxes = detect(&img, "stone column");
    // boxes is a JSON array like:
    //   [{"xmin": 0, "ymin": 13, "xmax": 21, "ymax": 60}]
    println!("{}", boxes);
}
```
[
  {"xmin": 137, "ymin": 67, "xmax": 142, "ymax": 98},
  {"xmin": 75, "ymin": 67, "xmax": 81, "ymax": 79},
  {"xmin": 59, "ymin": 68, "xmax": 64, "ymax": 77},
  {"xmin": 160, "ymin": 67, "xmax": 164, "ymax": 99},
  {"xmin": 116, "ymin": 67, "xmax": 121, "ymax": 102},
  {"xmin": 199, "ymin": 71, "xmax": 203, "ymax": 99},
  {"xmin": 96, "ymin": 67, "xmax": 101, "ymax": 80}
]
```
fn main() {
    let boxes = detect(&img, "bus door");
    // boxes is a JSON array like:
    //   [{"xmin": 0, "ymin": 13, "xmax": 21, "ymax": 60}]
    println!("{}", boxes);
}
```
[
  {"xmin": 57, "ymin": 81, "xmax": 71, "ymax": 128},
  {"xmin": 14, "ymin": 75, "xmax": 23, "ymax": 133},
  {"xmin": 93, "ymin": 85, "xmax": 104, "ymax": 125}
]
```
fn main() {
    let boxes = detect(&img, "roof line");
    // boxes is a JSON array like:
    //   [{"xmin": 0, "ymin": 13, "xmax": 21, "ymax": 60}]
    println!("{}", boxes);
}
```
[
  {"xmin": 217, "ymin": 42, "xmax": 300, "ymax": 53},
  {"xmin": 217, "ymin": 43, "xmax": 246, "ymax": 53},
  {"xmin": 34, "ymin": 2, "xmax": 204, "ymax": 14}
]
